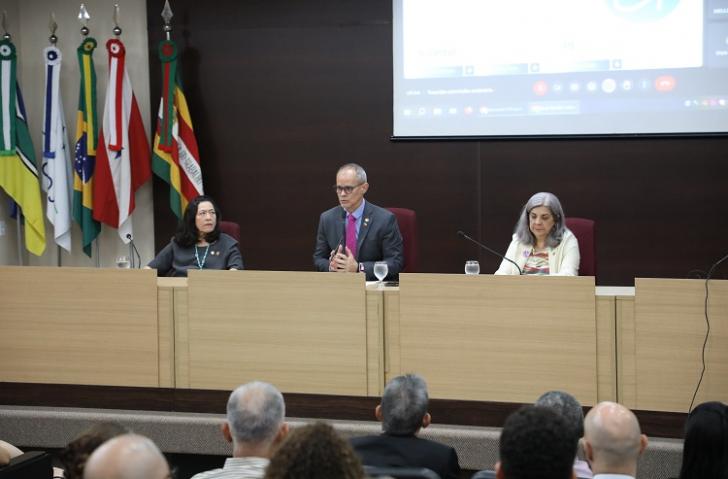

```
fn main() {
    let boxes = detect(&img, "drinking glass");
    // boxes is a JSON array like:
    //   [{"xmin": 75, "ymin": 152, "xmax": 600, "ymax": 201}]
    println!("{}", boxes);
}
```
[
  {"xmin": 374, "ymin": 261, "xmax": 389, "ymax": 287},
  {"xmin": 464, "ymin": 260, "xmax": 480, "ymax": 275},
  {"xmin": 116, "ymin": 255, "xmax": 131, "ymax": 269}
]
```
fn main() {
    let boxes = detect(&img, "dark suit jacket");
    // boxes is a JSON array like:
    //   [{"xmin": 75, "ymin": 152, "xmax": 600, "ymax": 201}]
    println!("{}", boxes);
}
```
[
  {"xmin": 313, "ymin": 201, "xmax": 404, "ymax": 281},
  {"xmin": 351, "ymin": 433, "xmax": 461, "ymax": 479}
]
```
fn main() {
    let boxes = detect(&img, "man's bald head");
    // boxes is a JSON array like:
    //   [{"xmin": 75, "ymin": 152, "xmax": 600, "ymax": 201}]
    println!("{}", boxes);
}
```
[
  {"xmin": 583, "ymin": 402, "xmax": 647, "ymax": 475},
  {"xmin": 83, "ymin": 434, "xmax": 169, "ymax": 479}
]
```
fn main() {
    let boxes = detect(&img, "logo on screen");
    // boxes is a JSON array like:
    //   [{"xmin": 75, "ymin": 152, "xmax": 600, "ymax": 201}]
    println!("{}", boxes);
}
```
[{"xmin": 607, "ymin": 0, "xmax": 679, "ymax": 21}]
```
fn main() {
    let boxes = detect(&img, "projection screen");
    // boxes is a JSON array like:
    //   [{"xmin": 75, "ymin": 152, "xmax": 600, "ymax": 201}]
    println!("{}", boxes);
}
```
[{"xmin": 393, "ymin": 0, "xmax": 728, "ymax": 138}]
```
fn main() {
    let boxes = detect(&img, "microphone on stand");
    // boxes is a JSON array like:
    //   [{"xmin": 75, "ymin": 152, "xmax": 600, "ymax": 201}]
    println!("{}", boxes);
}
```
[
  {"xmin": 126, "ymin": 234, "xmax": 142, "ymax": 269},
  {"xmin": 457, "ymin": 230, "xmax": 523, "ymax": 275}
]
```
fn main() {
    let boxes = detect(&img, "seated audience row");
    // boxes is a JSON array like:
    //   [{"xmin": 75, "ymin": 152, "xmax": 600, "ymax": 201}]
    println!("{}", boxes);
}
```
[{"xmin": 2, "ymin": 379, "xmax": 726, "ymax": 479}]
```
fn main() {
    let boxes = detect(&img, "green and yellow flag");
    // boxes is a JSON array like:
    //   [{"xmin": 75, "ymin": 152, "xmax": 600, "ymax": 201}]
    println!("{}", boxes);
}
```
[
  {"xmin": 0, "ymin": 39, "xmax": 46, "ymax": 256},
  {"xmin": 72, "ymin": 37, "xmax": 100, "ymax": 257},
  {"xmin": 152, "ymin": 39, "xmax": 203, "ymax": 218}
]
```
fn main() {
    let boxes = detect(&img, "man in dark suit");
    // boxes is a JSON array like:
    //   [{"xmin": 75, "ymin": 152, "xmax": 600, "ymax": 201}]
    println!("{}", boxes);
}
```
[
  {"xmin": 350, "ymin": 374, "xmax": 460, "ymax": 479},
  {"xmin": 313, "ymin": 163, "xmax": 404, "ymax": 281}
]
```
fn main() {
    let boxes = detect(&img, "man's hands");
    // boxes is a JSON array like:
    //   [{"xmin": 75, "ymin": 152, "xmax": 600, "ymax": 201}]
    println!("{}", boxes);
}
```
[{"xmin": 328, "ymin": 245, "xmax": 359, "ymax": 273}]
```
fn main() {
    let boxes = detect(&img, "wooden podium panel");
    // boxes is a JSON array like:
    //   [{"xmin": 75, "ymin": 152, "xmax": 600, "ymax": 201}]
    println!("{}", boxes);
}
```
[
  {"xmin": 0, "ymin": 267, "xmax": 159, "ymax": 387},
  {"xmin": 397, "ymin": 274, "xmax": 597, "ymax": 404},
  {"xmin": 625, "ymin": 278, "xmax": 728, "ymax": 412},
  {"xmin": 182, "ymin": 270, "xmax": 369, "ymax": 395}
]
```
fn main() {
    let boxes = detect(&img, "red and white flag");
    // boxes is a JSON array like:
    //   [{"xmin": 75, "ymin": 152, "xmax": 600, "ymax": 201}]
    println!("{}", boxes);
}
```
[{"xmin": 93, "ymin": 38, "xmax": 151, "ymax": 242}]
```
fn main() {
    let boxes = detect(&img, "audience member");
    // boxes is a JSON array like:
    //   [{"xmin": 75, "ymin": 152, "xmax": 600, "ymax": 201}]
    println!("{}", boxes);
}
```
[
  {"xmin": 192, "ymin": 381, "xmax": 289, "ymax": 479},
  {"xmin": 535, "ymin": 390, "xmax": 591, "ymax": 478},
  {"xmin": 582, "ymin": 401, "xmax": 648, "ymax": 479},
  {"xmin": 58, "ymin": 422, "xmax": 130, "ymax": 479},
  {"xmin": 264, "ymin": 422, "xmax": 364, "ymax": 479},
  {"xmin": 677, "ymin": 401, "xmax": 728, "ymax": 479},
  {"xmin": 350, "ymin": 373, "xmax": 460, "ymax": 479},
  {"xmin": 496, "ymin": 405, "xmax": 577, "ymax": 479},
  {"xmin": 83, "ymin": 433, "xmax": 169, "ymax": 479}
]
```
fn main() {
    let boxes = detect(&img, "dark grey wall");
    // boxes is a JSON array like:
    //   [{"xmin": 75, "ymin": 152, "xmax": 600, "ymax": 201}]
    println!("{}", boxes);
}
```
[{"xmin": 147, "ymin": 0, "xmax": 728, "ymax": 285}]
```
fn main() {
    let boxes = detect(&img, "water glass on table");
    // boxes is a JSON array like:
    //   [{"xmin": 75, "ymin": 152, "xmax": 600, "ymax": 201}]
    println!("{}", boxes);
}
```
[
  {"xmin": 465, "ymin": 260, "xmax": 480, "ymax": 275},
  {"xmin": 116, "ymin": 255, "xmax": 131, "ymax": 269},
  {"xmin": 374, "ymin": 261, "xmax": 389, "ymax": 287}
]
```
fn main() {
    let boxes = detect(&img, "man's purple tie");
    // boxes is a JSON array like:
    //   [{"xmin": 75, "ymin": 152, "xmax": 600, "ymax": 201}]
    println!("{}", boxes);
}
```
[{"xmin": 346, "ymin": 214, "xmax": 357, "ymax": 258}]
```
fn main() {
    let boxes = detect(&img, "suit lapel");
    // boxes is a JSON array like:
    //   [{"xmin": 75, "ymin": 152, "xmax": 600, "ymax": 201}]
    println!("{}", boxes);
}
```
[{"xmin": 357, "ymin": 203, "xmax": 374, "ymax": 253}]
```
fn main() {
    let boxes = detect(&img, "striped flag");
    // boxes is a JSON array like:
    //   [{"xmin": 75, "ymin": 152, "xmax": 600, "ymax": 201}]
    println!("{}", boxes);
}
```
[
  {"xmin": 42, "ymin": 46, "xmax": 72, "ymax": 252},
  {"xmin": 73, "ymin": 37, "xmax": 100, "ymax": 257},
  {"xmin": 93, "ymin": 38, "xmax": 151, "ymax": 241},
  {"xmin": 0, "ymin": 39, "xmax": 46, "ymax": 256},
  {"xmin": 152, "ymin": 39, "xmax": 203, "ymax": 218}
]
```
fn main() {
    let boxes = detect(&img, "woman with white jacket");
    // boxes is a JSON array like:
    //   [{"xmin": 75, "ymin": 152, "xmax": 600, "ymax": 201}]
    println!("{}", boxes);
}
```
[{"xmin": 495, "ymin": 192, "xmax": 580, "ymax": 276}]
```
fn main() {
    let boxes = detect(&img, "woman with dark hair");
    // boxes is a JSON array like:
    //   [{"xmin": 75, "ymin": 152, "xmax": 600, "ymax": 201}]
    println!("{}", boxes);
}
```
[
  {"xmin": 678, "ymin": 401, "xmax": 728, "ymax": 479},
  {"xmin": 148, "ymin": 195, "xmax": 243, "ymax": 276},
  {"xmin": 264, "ymin": 422, "xmax": 365, "ymax": 479},
  {"xmin": 58, "ymin": 422, "xmax": 129, "ymax": 479},
  {"xmin": 495, "ymin": 192, "xmax": 580, "ymax": 276}
]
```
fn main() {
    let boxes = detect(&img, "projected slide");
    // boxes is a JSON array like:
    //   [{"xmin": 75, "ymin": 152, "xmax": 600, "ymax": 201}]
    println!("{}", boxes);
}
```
[{"xmin": 393, "ymin": 0, "xmax": 728, "ymax": 137}]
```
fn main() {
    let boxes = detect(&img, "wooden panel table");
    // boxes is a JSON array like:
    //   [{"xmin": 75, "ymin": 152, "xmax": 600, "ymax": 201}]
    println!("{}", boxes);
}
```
[
  {"xmin": 392, "ymin": 274, "xmax": 598, "ymax": 405},
  {"xmin": 0, "ymin": 267, "xmax": 160, "ymax": 387},
  {"xmin": 620, "ymin": 278, "xmax": 728, "ymax": 412},
  {"xmin": 176, "ymin": 270, "xmax": 373, "ymax": 395}
]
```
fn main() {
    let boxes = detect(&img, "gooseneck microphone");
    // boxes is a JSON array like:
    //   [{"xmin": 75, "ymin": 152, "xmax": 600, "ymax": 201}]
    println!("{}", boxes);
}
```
[
  {"xmin": 126, "ymin": 233, "xmax": 142, "ymax": 269},
  {"xmin": 457, "ymin": 230, "xmax": 523, "ymax": 275}
]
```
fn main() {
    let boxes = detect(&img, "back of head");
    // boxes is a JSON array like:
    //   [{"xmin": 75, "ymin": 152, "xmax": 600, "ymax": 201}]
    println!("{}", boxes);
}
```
[
  {"xmin": 380, "ymin": 374, "xmax": 429, "ymax": 436},
  {"xmin": 60, "ymin": 422, "xmax": 130, "ymax": 479},
  {"xmin": 83, "ymin": 433, "xmax": 169, "ymax": 479},
  {"xmin": 583, "ymin": 402, "xmax": 644, "ymax": 472},
  {"xmin": 679, "ymin": 401, "xmax": 728, "ymax": 479},
  {"xmin": 263, "ymin": 422, "xmax": 364, "ymax": 479},
  {"xmin": 499, "ymin": 405, "xmax": 577, "ymax": 479},
  {"xmin": 535, "ymin": 390, "xmax": 584, "ymax": 442},
  {"xmin": 227, "ymin": 381, "xmax": 285, "ymax": 447}
]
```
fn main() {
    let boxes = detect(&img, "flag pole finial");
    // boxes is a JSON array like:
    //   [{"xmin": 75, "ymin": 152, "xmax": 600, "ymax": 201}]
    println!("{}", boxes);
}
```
[
  {"xmin": 112, "ymin": 4, "xmax": 122, "ymax": 36},
  {"xmin": 2, "ymin": 11, "xmax": 10, "ymax": 40},
  {"xmin": 49, "ymin": 13, "xmax": 58, "ymax": 44},
  {"xmin": 161, "ymin": 0, "xmax": 174, "ymax": 40},
  {"xmin": 78, "ymin": 4, "xmax": 90, "ymax": 36}
]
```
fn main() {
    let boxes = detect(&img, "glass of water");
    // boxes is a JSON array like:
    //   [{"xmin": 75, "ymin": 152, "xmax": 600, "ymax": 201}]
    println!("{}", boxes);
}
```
[
  {"xmin": 116, "ymin": 255, "xmax": 131, "ymax": 269},
  {"xmin": 464, "ymin": 260, "xmax": 480, "ymax": 275},
  {"xmin": 373, "ymin": 261, "xmax": 389, "ymax": 287}
]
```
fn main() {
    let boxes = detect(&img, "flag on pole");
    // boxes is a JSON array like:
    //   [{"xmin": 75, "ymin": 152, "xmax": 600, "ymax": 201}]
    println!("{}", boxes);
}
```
[
  {"xmin": 42, "ymin": 46, "xmax": 72, "ymax": 252},
  {"xmin": 152, "ymin": 39, "xmax": 203, "ymax": 218},
  {"xmin": 73, "ymin": 37, "xmax": 100, "ymax": 257},
  {"xmin": 93, "ymin": 38, "xmax": 151, "ymax": 241},
  {"xmin": 0, "ymin": 39, "xmax": 46, "ymax": 256}
]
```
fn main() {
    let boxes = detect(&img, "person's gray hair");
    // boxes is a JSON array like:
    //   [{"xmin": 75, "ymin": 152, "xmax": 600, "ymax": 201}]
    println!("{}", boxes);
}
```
[
  {"xmin": 535, "ymin": 390, "xmax": 584, "ymax": 439},
  {"xmin": 227, "ymin": 381, "xmax": 285, "ymax": 445},
  {"xmin": 381, "ymin": 374, "xmax": 428, "ymax": 435},
  {"xmin": 337, "ymin": 163, "xmax": 367, "ymax": 184},
  {"xmin": 513, "ymin": 192, "xmax": 566, "ymax": 247}
]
